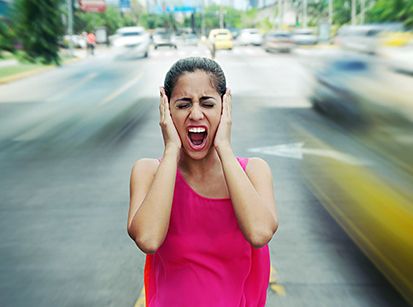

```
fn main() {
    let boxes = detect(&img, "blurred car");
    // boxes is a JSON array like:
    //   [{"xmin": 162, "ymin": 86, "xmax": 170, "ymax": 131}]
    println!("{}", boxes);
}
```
[
  {"xmin": 309, "ymin": 55, "xmax": 413, "ymax": 127},
  {"xmin": 183, "ymin": 33, "xmax": 199, "ymax": 46},
  {"xmin": 208, "ymin": 29, "xmax": 233, "ymax": 50},
  {"xmin": 110, "ymin": 26, "xmax": 150, "ymax": 58},
  {"xmin": 238, "ymin": 28, "xmax": 263, "ymax": 46},
  {"xmin": 291, "ymin": 28, "xmax": 318, "ymax": 45},
  {"xmin": 152, "ymin": 29, "xmax": 177, "ymax": 49},
  {"xmin": 228, "ymin": 27, "xmax": 240, "ymax": 39},
  {"xmin": 335, "ymin": 23, "xmax": 409, "ymax": 54},
  {"xmin": 309, "ymin": 56, "xmax": 373, "ymax": 125},
  {"xmin": 263, "ymin": 31, "xmax": 293, "ymax": 53}
]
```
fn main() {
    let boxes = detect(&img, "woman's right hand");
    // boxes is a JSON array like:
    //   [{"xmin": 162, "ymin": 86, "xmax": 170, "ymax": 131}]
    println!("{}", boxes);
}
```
[{"xmin": 159, "ymin": 87, "xmax": 182, "ymax": 153}]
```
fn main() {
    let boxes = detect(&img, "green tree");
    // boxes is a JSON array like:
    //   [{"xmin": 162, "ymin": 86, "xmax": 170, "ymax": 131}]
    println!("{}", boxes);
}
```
[
  {"xmin": 13, "ymin": 0, "xmax": 64, "ymax": 65},
  {"xmin": 367, "ymin": 0, "xmax": 413, "ymax": 28},
  {"xmin": 74, "ymin": 5, "xmax": 141, "ymax": 36},
  {"xmin": 0, "ymin": 19, "xmax": 15, "ymax": 53}
]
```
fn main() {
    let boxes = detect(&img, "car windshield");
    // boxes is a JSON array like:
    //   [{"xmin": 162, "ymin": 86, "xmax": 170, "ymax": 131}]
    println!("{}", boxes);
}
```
[
  {"xmin": 246, "ymin": 30, "xmax": 259, "ymax": 34},
  {"xmin": 269, "ymin": 33, "xmax": 290, "ymax": 38},
  {"xmin": 121, "ymin": 32, "xmax": 143, "ymax": 37},
  {"xmin": 295, "ymin": 30, "xmax": 313, "ymax": 35}
]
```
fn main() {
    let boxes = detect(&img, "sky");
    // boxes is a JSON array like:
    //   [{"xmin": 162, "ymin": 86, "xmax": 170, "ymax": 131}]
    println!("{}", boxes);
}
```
[{"xmin": 107, "ymin": 0, "xmax": 249, "ymax": 10}]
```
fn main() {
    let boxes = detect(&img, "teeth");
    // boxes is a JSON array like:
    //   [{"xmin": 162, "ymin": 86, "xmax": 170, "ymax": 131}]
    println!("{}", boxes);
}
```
[{"xmin": 188, "ymin": 127, "xmax": 206, "ymax": 133}]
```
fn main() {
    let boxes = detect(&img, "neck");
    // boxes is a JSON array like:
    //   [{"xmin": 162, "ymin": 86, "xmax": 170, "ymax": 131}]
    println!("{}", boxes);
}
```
[{"xmin": 178, "ymin": 148, "xmax": 222, "ymax": 178}]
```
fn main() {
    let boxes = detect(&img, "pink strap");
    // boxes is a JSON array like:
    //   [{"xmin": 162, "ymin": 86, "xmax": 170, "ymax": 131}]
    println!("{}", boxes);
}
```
[{"xmin": 236, "ymin": 157, "xmax": 249, "ymax": 171}]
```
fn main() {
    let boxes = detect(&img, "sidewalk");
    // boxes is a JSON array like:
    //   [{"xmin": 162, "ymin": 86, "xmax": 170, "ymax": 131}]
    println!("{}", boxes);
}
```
[
  {"xmin": 0, "ymin": 59, "xmax": 18, "ymax": 68},
  {"xmin": 0, "ymin": 45, "xmax": 112, "ymax": 84}
]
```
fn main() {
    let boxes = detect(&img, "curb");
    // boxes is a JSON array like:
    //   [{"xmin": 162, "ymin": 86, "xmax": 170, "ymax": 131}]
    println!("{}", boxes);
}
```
[{"xmin": 0, "ymin": 56, "xmax": 83, "ymax": 85}]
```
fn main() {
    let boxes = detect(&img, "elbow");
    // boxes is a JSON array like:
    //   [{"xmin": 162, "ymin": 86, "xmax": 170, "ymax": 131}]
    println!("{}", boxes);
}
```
[
  {"xmin": 127, "ymin": 225, "xmax": 162, "ymax": 254},
  {"xmin": 247, "ymin": 220, "xmax": 279, "ymax": 249},
  {"xmin": 135, "ymin": 237, "xmax": 160, "ymax": 254}
]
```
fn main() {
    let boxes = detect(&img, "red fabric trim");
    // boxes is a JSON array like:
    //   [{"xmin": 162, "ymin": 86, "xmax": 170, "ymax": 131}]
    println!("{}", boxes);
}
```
[{"xmin": 144, "ymin": 254, "xmax": 154, "ymax": 306}]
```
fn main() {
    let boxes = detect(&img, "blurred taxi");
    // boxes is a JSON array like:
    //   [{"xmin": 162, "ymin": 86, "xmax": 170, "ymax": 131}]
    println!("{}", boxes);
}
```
[
  {"xmin": 208, "ymin": 29, "xmax": 233, "ymax": 50},
  {"xmin": 306, "ymin": 54, "xmax": 413, "ymax": 304},
  {"xmin": 381, "ymin": 31, "xmax": 413, "ymax": 47}
]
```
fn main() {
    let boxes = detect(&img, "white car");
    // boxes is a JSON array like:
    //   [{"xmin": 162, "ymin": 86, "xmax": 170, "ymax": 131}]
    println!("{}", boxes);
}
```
[
  {"xmin": 111, "ymin": 26, "xmax": 151, "ymax": 58},
  {"xmin": 238, "ymin": 29, "xmax": 263, "ymax": 46},
  {"xmin": 291, "ymin": 29, "xmax": 318, "ymax": 45}
]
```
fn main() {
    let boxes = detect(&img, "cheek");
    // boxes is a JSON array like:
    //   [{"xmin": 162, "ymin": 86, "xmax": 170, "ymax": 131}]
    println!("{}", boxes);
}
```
[
  {"xmin": 170, "ymin": 112, "xmax": 185, "ymax": 131},
  {"xmin": 209, "ymin": 110, "xmax": 222, "ymax": 130}
]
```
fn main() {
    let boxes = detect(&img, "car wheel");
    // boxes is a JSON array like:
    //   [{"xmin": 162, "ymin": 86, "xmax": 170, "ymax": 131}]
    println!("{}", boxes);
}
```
[{"xmin": 144, "ymin": 51, "xmax": 149, "ymax": 58}]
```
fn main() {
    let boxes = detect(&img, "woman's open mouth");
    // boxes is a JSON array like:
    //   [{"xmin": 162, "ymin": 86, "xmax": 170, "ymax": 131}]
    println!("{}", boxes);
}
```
[{"xmin": 187, "ymin": 126, "xmax": 208, "ymax": 151}]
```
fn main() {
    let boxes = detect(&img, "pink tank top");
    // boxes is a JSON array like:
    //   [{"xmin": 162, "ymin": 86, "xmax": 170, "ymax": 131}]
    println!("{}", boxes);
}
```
[{"xmin": 144, "ymin": 157, "xmax": 270, "ymax": 306}]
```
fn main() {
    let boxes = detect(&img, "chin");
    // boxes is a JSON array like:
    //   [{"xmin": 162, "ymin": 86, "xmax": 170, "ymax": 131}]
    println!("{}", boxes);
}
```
[{"xmin": 182, "ymin": 144, "xmax": 212, "ymax": 160}]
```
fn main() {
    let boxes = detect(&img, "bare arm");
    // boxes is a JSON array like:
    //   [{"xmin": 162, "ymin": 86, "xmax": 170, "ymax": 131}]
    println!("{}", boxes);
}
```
[
  {"xmin": 218, "ymin": 148, "xmax": 278, "ymax": 248},
  {"xmin": 127, "ymin": 148, "xmax": 179, "ymax": 254},
  {"xmin": 214, "ymin": 89, "xmax": 278, "ymax": 248},
  {"xmin": 127, "ymin": 88, "xmax": 181, "ymax": 254}
]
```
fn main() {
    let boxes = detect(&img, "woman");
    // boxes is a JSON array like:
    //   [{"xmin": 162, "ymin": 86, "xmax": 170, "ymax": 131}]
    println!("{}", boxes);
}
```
[{"xmin": 127, "ymin": 57, "xmax": 278, "ymax": 307}]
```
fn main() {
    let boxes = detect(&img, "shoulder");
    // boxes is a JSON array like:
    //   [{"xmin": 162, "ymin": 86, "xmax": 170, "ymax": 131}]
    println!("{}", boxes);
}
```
[
  {"xmin": 131, "ymin": 158, "xmax": 160, "ymax": 180},
  {"xmin": 245, "ymin": 157, "xmax": 272, "ymax": 178}
]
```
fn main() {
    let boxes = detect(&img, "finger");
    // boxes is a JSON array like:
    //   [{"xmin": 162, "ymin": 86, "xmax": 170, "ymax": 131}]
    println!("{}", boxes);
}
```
[
  {"xmin": 163, "ymin": 97, "xmax": 169, "ymax": 122},
  {"xmin": 222, "ymin": 89, "xmax": 231, "ymax": 118},
  {"xmin": 226, "ymin": 88, "xmax": 232, "ymax": 115},
  {"xmin": 160, "ymin": 92, "xmax": 165, "ymax": 123}
]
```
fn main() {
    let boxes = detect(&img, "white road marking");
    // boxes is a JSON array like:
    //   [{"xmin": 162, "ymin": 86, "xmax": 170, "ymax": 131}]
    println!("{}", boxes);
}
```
[
  {"xmin": 47, "ymin": 72, "xmax": 98, "ymax": 102},
  {"xmin": 99, "ymin": 72, "xmax": 143, "ymax": 106},
  {"xmin": 249, "ymin": 142, "xmax": 368, "ymax": 165}
]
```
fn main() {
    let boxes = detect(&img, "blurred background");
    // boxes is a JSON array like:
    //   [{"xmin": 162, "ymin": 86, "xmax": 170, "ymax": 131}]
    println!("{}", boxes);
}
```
[{"xmin": 0, "ymin": 0, "xmax": 412, "ymax": 306}]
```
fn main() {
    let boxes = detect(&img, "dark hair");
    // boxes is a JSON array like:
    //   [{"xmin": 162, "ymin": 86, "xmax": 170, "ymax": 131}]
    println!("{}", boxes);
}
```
[{"xmin": 164, "ymin": 57, "xmax": 226, "ymax": 100}]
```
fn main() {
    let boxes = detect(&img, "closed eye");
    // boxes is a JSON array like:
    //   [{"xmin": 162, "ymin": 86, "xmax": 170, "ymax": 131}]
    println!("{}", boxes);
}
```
[
  {"xmin": 202, "ymin": 102, "xmax": 215, "ymax": 108},
  {"xmin": 176, "ymin": 103, "xmax": 191, "ymax": 109}
]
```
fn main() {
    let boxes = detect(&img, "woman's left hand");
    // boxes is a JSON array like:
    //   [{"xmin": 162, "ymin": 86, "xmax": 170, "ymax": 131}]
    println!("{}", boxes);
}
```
[{"xmin": 214, "ymin": 88, "xmax": 232, "ymax": 151}]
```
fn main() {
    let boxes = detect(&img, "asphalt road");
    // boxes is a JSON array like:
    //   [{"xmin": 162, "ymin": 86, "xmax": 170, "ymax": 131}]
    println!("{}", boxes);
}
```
[{"xmin": 0, "ymin": 44, "xmax": 409, "ymax": 307}]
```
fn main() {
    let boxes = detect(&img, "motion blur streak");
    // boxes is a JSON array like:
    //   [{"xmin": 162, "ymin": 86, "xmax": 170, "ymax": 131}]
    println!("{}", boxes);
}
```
[{"xmin": 298, "ymin": 124, "xmax": 413, "ymax": 305}]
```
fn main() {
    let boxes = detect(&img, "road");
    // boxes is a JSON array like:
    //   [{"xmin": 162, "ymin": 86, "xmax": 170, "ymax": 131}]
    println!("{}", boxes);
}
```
[{"xmin": 0, "ymin": 44, "xmax": 409, "ymax": 307}]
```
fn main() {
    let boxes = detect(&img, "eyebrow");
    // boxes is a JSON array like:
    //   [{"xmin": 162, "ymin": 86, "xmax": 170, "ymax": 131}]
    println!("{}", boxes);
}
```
[{"xmin": 175, "ymin": 96, "xmax": 216, "ymax": 103}]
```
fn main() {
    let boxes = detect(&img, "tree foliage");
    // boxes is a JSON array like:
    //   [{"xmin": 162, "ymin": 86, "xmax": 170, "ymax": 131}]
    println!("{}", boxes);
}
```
[
  {"xmin": 0, "ymin": 19, "xmax": 15, "ymax": 53},
  {"xmin": 367, "ymin": 0, "xmax": 413, "ymax": 28},
  {"xmin": 74, "ymin": 5, "xmax": 135, "ymax": 36},
  {"xmin": 13, "ymin": 0, "xmax": 64, "ymax": 65}
]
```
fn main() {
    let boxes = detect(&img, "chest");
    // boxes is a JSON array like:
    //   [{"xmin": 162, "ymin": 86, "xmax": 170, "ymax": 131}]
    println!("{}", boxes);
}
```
[{"xmin": 180, "ymin": 172, "xmax": 229, "ymax": 199}]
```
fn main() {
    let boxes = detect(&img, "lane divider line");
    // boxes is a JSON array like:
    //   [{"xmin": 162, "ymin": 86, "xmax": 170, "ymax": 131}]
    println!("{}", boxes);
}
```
[
  {"xmin": 134, "ymin": 285, "xmax": 145, "ymax": 307},
  {"xmin": 269, "ymin": 264, "xmax": 286, "ymax": 296},
  {"xmin": 47, "ymin": 72, "xmax": 98, "ymax": 102},
  {"xmin": 99, "ymin": 71, "xmax": 144, "ymax": 107}
]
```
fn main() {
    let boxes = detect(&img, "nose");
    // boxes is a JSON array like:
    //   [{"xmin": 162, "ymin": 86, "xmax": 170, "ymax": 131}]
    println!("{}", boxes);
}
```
[{"xmin": 189, "ymin": 104, "xmax": 204, "ymax": 121}]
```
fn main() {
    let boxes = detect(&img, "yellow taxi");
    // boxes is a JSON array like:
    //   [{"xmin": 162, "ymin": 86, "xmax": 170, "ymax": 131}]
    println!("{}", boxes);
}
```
[{"xmin": 208, "ymin": 29, "xmax": 233, "ymax": 50}]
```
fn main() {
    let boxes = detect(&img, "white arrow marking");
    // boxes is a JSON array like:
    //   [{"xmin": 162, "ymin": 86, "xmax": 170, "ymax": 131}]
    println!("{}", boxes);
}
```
[{"xmin": 248, "ymin": 143, "xmax": 367, "ymax": 165}]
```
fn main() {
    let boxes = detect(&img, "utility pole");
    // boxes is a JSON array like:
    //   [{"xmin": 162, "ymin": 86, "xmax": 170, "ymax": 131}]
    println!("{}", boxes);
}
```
[
  {"xmin": 360, "ymin": 0, "xmax": 365, "ymax": 24},
  {"xmin": 67, "ymin": 0, "xmax": 74, "ymax": 56},
  {"xmin": 201, "ymin": 0, "xmax": 205, "ymax": 36},
  {"xmin": 219, "ymin": 0, "xmax": 224, "ymax": 28},
  {"xmin": 277, "ymin": 0, "xmax": 283, "ymax": 29},
  {"xmin": 351, "ymin": 0, "xmax": 356, "ymax": 25},
  {"xmin": 303, "ymin": 0, "xmax": 307, "ymax": 28},
  {"xmin": 328, "ymin": 0, "xmax": 333, "ymax": 26}
]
